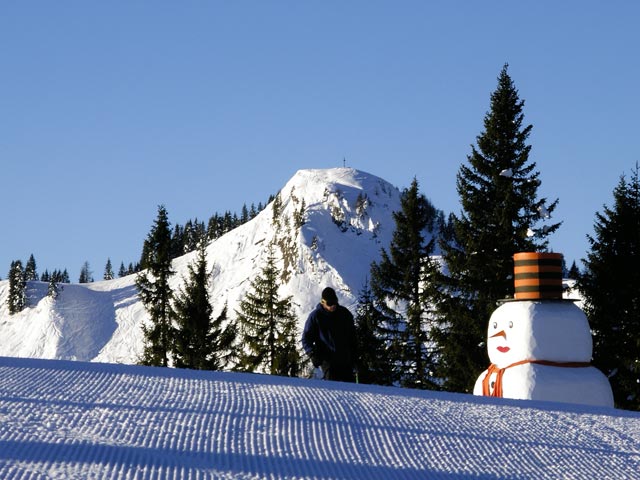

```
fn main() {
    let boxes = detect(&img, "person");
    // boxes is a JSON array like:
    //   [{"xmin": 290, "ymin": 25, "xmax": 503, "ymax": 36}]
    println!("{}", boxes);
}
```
[{"xmin": 301, "ymin": 287, "xmax": 357, "ymax": 382}]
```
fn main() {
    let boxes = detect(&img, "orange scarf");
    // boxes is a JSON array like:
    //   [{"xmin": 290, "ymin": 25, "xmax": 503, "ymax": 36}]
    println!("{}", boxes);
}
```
[{"xmin": 482, "ymin": 359, "xmax": 591, "ymax": 397}]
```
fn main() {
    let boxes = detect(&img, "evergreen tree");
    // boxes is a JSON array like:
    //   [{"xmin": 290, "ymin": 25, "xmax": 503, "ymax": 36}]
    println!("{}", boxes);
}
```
[
  {"xmin": 274, "ymin": 298, "xmax": 302, "ymax": 378},
  {"xmin": 271, "ymin": 192, "xmax": 283, "ymax": 223},
  {"xmin": 222, "ymin": 211, "xmax": 236, "ymax": 234},
  {"xmin": 293, "ymin": 198, "xmax": 307, "ymax": 229},
  {"xmin": 48, "ymin": 277, "xmax": 59, "ymax": 299},
  {"xmin": 25, "ymin": 254, "xmax": 37, "ymax": 281},
  {"xmin": 207, "ymin": 214, "xmax": 221, "ymax": 241},
  {"xmin": 236, "ymin": 244, "xmax": 301, "ymax": 376},
  {"xmin": 354, "ymin": 280, "xmax": 394, "ymax": 385},
  {"xmin": 578, "ymin": 165, "xmax": 640, "ymax": 410},
  {"xmin": 568, "ymin": 261, "xmax": 581, "ymax": 280},
  {"xmin": 51, "ymin": 269, "xmax": 65, "ymax": 284},
  {"xmin": 435, "ymin": 64, "xmax": 561, "ymax": 393},
  {"xmin": 79, "ymin": 261, "xmax": 93, "ymax": 283},
  {"xmin": 183, "ymin": 220, "xmax": 198, "ymax": 253},
  {"xmin": 170, "ymin": 224, "xmax": 185, "ymax": 259},
  {"xmin": 118, "ymin": 262, "xmax": 127, "ymax": 278},
  {"xmin": 173, "ymin": 242, "xmax": 236, "ymax": 370},
  {"xmin": 104, "ymin": 258, "xmax": 114, "ymax": 280},
  {"xmin": 241, "ymin": 203, "xmax": 249, "ymax": 223},
  {"xmin": 50, "ymin": 270, "xmax": 60, "ymax": 283},
  {"xmin": 370, "ymin": 178, "xmax": 441, "ymax": 389},
  {"xmin": 7, "ymin": 260, "xmax": 26, "ymax": 314},
  {"xmin": 135, "ymin": 205, "xmax": 175, "ymax": 367}
]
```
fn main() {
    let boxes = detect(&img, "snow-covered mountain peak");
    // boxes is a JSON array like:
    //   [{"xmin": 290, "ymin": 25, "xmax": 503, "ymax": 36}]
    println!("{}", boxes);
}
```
[
  {"xmin": 285, "ymin": 167, "xmax": 399, "ymax": 235},
  {"xmin": 0, "ymin": 168, "xmax": 403, "ymax": 365},
  {"xmin": 193, "ymin": 168, "xmax": 401, "ymax": 304}
]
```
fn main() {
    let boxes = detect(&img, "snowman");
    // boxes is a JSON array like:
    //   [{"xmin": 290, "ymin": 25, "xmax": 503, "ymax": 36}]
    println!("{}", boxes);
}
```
[{"xmin": 473, "ymin": 252, "xmax": 614, "ymax": 407}]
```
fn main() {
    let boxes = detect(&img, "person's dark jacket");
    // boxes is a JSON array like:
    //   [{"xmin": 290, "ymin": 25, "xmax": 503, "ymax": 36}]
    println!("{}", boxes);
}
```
[{"xmin": 302, "ymin": 303, "xmax": 357, "ymax": 381}]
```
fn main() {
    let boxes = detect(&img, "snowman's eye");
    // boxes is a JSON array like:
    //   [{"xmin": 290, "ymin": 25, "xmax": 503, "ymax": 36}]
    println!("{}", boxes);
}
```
[
  {"xmin": 493, "ymin": 322, "xmax": 497, "ymax": 329},
  {"xmin": 509, "ymin": 321, "xmax": 513, "ymax": 328}
]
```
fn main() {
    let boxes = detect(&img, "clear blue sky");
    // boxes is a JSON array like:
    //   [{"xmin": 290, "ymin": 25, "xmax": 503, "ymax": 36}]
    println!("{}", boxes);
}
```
[{"xmin": 2, "ymin": 1, "xmax": 639, "ymax": 282}]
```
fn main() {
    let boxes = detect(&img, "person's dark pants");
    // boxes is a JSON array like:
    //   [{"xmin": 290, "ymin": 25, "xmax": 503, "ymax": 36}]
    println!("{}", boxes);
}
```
[{"xmin": 322, "ymin": 363, "xmax": 355, "ymax": 382}]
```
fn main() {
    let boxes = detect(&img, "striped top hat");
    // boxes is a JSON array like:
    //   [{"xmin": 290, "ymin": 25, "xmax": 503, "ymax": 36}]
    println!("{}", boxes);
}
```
[{"xmin": 513, "ymin": 252, "xmax": 564, "ymax": 300}]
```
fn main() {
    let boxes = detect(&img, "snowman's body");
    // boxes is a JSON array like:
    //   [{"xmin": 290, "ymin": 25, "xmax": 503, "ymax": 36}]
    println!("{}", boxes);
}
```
[
  {"xmin": 473, "ymin": 361, "xmax": 614, "ymax": 406},
  {"xmin": 474, "ymin": 299, "xmax": 614, "ymax": 407}
]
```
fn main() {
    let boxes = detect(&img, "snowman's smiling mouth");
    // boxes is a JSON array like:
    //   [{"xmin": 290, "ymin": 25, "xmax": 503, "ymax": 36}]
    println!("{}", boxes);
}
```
[{"xmin": 490, "ymin": 330, "xmax": 510, "ymax": 353}]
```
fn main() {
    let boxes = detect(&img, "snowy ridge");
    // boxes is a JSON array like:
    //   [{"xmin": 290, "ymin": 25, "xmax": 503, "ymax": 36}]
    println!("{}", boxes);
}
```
[
  {"xmin": 0, "ymin": 356, "xmax": 638, "ymax": 479},
  {"xmin": 0, "ymin": 168, "xmax": 402, "ymax": 365}
]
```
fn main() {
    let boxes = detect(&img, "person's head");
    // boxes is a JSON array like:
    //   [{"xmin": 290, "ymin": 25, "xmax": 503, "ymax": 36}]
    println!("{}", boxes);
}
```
[{"xmin": 321, "ymin": 287, "xmax": 338, "ymax": 312}]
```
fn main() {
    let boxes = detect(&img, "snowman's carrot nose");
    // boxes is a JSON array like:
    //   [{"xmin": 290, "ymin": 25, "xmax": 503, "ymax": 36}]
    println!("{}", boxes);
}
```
[{"xmin": 490, "ymin": 330, "xmax": 506, "ymax": 339}]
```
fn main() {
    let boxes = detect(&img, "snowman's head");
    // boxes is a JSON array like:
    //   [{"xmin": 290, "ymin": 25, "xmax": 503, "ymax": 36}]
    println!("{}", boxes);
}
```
[
  {"xmin": 487, "ymin": 303, "xmax": 531, "ymax": 368},
  {"xmin": 486, "ymin": 301, "xmax": 592, "ymax": 368}
]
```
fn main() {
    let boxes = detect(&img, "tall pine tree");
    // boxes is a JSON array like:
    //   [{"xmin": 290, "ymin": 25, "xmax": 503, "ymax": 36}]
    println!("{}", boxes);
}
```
[
  {"xmin": 173, "ymin": 241, "xmax": 236, "ymax": 371},
  {"xmin": 136, "ymin": 205, "xmax": 175, "ymax": 367},
  {"xmin": 435, "ymin": 64, "xmax": 560, "ymax": 392},
  {"xmin": 370, "ymin": 178, "xmax": 441, "ymax": 389},
  {"xmin": 236, "ymin": 244, "xmax": 301, "ymax": 376},
  {"xmin": 354, "ymin": 280, "xmax": 394, "ymax": 385},
  {"xmin": 578, "ymin": 165, "xmax": 640, "ymax": 410}
]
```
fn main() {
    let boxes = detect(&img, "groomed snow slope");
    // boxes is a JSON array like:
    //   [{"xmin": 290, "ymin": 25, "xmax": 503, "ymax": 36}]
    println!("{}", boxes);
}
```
[{"xmin": 1, "ymin": 357, "xmax": 638, "ymax": 479}]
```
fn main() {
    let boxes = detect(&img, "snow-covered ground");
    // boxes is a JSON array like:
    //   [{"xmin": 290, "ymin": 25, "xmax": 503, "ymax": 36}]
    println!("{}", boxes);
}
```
[{"xmin": 1, "ymin": 356, "xmax": 638, "ymax": 479}]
